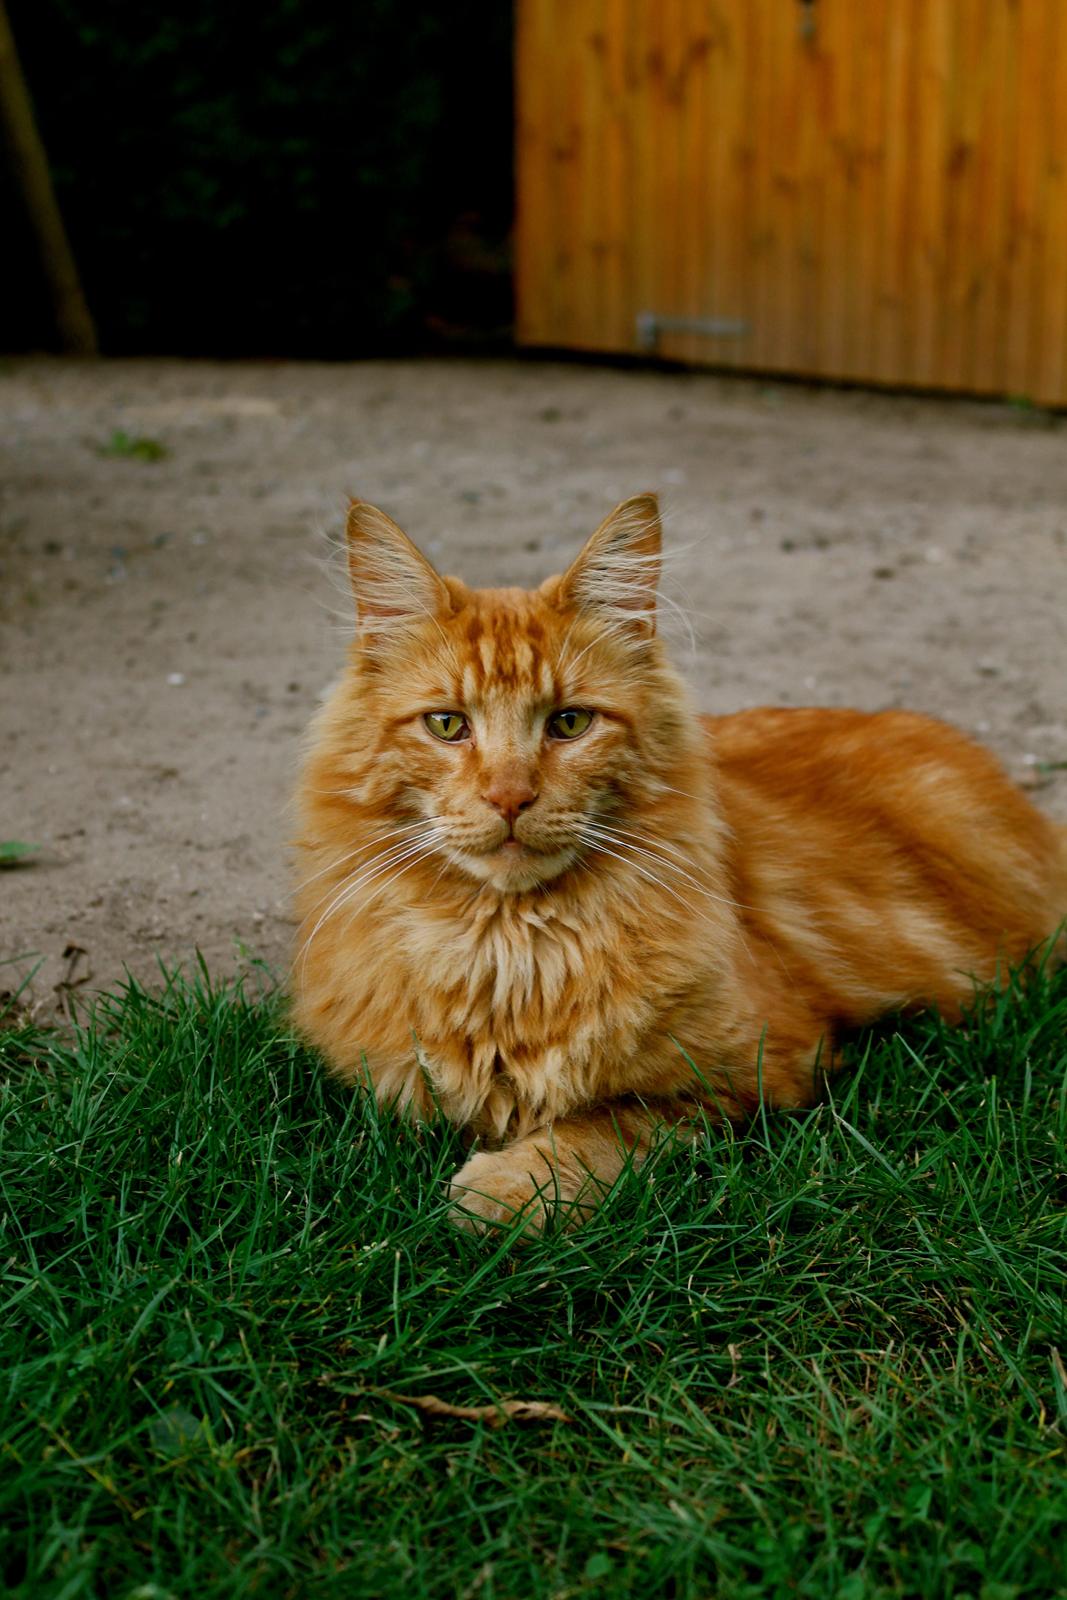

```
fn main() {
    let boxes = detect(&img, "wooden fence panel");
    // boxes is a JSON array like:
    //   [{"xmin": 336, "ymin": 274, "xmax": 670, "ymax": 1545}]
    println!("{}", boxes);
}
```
[{"xmin": 515, "ymin": 0, "xmax": 1067, "ymax": 403}]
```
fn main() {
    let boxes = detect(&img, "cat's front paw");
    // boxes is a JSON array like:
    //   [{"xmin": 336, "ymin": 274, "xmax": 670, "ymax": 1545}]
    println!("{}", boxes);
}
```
[{"xmin": 448, "ymin": 1147, "xmax": 560, "ymax": 1235}]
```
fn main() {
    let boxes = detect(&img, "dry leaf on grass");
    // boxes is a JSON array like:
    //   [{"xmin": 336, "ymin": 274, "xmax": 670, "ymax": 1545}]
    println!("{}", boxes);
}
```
[{"xmin": 374, "ymin": 1388, "xmax": 572, "ymax": 1428}]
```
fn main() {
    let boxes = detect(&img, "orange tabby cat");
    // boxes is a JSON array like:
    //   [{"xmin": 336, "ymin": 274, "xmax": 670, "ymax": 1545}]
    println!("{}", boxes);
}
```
[{"xmin": 292, "ymin": 495, "xmax": 1067, "ymax": 1231}]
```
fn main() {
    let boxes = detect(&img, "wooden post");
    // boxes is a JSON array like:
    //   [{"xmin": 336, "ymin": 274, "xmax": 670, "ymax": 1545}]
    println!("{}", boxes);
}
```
[{"xmin": 0, "ymin": 0, "xmax": 97, "ymax": 354}]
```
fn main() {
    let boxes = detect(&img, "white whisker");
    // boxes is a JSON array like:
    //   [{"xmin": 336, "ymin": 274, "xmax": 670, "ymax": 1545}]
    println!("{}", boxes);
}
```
[
  {"xmin": 578, "ymin": 825, "xmax": 756, "ymax": 962},
  {"xmin": 655, "ymin": 781, "xmax": 717, "ymax": 807},
  {"xmin": 583, "ymin": 822, "xmax": 742, "ymax": 911},
  {"xmin": 297, "ymin": 817, "xmax": 438, "ymax": 892},
  {"xmin": 350, "ymin": 844, "xmax": 447, "ymax": 926},
  {"xmin": 296, "ymin": 830, "xmax": 441, "ymax": 975},
  {"xmin": 305, "ymin": 828, "xmax": 440, "ymax": 922},
  {"xmin": 296, "ymin": 845, "xmax": 441, "ymax": 982},
  {"xmin": 299, "ymin": 831, "xmax": 440, "ymax": 923},
  {"xmin": 575, "ymin": 829, "xmax": 723, "ymax": 931}
]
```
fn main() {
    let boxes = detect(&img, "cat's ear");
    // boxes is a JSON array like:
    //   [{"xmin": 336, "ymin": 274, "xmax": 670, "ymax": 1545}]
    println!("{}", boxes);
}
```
[
  {"xmin": 346, "ymin": 500, "xmax": 451, "ymax": 640},
  {"xmin": 557, "ymin": 494, "xmax": 662, "ymax": 637}
]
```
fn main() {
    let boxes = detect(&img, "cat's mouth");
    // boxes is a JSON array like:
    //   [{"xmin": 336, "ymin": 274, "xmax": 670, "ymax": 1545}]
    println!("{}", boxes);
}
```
[{"xmin": 449, "ymin": 832, "xmax": 579, "ymax": 890}]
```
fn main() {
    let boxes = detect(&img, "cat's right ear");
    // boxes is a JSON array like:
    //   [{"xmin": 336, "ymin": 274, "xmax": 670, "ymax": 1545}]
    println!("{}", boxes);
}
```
[
  {"xmin": 555, "ymin": 493, "xmax": 662, "ymax": 638},
  {"xmin": 346, "ymin": 500, "xmax": 451, "ymax": 641}
]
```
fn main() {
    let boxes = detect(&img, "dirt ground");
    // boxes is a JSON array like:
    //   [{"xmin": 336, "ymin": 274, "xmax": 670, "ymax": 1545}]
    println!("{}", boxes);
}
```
[{"xmin": 3, "ymin": 355, "xmax": 1066, "ymax": 1013}]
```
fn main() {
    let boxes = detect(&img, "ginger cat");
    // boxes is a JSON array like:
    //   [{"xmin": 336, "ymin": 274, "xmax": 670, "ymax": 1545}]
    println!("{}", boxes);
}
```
[{"xmin": 292, "ymin": 495, "xmax": 1067, "ymax": 1232}]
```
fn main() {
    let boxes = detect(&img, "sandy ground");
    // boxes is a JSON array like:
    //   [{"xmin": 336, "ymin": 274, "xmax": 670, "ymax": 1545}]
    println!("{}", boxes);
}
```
[{"xmin": 3, "ymin": 355, "xmax": 1066, "ymax": 1014}]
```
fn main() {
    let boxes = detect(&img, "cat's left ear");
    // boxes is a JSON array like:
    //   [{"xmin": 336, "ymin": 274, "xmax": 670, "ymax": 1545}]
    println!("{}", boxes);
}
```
[{"xmin": 556, "ymin": 494, "xmax": 662, "ymax": 637}]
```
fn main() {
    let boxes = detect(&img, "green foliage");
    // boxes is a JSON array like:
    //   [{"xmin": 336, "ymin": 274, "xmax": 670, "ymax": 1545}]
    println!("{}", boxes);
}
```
[
  {"xmin": 5, "ymin": 1, "xmax": 513, "ymax": 355},
  {"xmin": 2, "ymin": 962, "xmax": 1066, "ymax": 1597},
  {"xmin": 95, "ymin": 429, "xmax": 168, "ymax": 461},
  {"xmin": 0, "ymin": 842, "xmax": 39, "ymax": 867}
]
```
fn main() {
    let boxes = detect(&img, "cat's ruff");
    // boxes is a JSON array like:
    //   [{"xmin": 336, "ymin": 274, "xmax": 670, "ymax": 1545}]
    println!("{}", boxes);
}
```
[{"xmin": 292, "ymin": 495, "xmax": 1067, "ymax": 1233}]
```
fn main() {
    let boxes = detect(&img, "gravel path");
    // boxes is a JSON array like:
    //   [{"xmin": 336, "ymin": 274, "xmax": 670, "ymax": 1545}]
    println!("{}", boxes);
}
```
[{"xmin": 3, "ymin": 356, "xmax": 1065, "ymax": 1010}]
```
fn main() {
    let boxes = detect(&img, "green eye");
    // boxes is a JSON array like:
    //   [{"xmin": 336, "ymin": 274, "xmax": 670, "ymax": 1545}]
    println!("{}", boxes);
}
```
[
  {"xmin": 547, "ymin": 708, "xmax": 593, "ymax": 740},
  {"xmin": 424, "ymin": 711, "xmax": 469, "ymax": 742}
]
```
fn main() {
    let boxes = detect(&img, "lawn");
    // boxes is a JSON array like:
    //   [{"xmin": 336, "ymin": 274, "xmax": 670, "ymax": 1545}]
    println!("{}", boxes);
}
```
[{"xmin": 2, "ymin": 960, "xmax": 1066, "ymax": 1599}]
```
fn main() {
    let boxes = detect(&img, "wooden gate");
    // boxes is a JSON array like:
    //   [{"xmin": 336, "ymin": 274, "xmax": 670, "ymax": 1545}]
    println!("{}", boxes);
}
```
[{"xmin": 515, "ymin": 0, "xmax": 1067, "ymax": 404}]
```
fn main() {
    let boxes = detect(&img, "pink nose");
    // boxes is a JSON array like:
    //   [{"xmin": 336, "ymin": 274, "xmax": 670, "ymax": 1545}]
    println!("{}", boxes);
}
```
[{"xmin": 482, "ymin": 777, "xmax": 538, "ymax": 823}]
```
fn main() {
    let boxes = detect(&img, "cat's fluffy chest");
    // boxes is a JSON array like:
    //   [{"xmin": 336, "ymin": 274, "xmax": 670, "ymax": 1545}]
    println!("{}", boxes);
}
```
[
  {"xmin": 404, "ymin": 888, "xmax": 602, "ymax": 1027},
  {"xmin": 393, "ymin": 882, "xmax": 658, "ymax": 1139}
]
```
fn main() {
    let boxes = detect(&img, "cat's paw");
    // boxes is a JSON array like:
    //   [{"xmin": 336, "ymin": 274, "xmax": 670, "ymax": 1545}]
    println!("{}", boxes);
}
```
[
  {"xmin": 448, "ymin": 1147, "xmax": 558, "ymax": 1236},
  {"xmin": 448, "ymin": 1145, "xmax": 607, "ymax": 1235}
]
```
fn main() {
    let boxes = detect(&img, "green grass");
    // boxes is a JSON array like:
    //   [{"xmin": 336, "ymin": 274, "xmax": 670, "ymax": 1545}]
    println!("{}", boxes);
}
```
[
  {"xmin": 2, "ymin": 961, "xmax": 1066, "ymax": 1599},
  {"xmin": 0, "ymin": 843, "xmax": 39, "ymax": 868},
  {"xmin": 95, "ymin": 430, "xmax": 168, "ymax": 462}
]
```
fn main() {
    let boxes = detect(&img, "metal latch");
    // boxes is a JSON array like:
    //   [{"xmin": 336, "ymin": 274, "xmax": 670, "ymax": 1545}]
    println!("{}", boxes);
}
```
[{"xmin": 635, "ymin": 312, "xmax": 750, "ymax": 351}]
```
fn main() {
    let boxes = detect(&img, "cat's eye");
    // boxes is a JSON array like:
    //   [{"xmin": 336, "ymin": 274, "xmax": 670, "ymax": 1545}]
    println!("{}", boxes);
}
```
[
  {"xmin": 547, "ymin": 708, "xmax": 594, "ymax": 740},
  {"xmin": 424, "ymin": 711, "xmax": 470, "ymax": 742}
]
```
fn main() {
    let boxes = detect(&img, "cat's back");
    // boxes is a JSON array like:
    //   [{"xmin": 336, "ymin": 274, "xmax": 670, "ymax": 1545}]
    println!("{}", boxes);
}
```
[
  {"xmin": 701, "ymin": 706, "xmax": 1050, "ymax": 839},
  {"xmin": 700, "ymin": 706, "xmax": 1067, "ymax": 1008}
]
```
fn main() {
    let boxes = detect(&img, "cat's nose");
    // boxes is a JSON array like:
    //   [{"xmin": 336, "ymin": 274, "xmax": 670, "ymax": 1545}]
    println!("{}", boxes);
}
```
[{"xmin": 482, "ymin": 777, "xmax": 539, "ymax": 823}]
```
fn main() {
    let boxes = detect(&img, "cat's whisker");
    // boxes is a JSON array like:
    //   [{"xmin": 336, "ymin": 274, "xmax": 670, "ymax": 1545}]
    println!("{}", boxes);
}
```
[
  {"xmin": 299, "ymin": 829, "xmax": 441, "ymax": 921},
  {"xmin": 581, "ymin": 823, "xmax": 750, "ymax": 916},
  {"xmin": 653, "ymin": 590, "xmax": 697, "ymax": 654},
  {"xmin": 325, "ymin": 835, "xmax": 441, "ymax": 919},
  {"xmin": 556, "ymin": 620, "xmax": 645, "ymax": 680},
  {"xmin": 296, "ymin": 847, "xmax": 442, "ymax": 983},
  {"xmin": 339, "ymin": 843, "xmax": 446, "ymax": 928},
  {"xmin": 577, "ymin": 825, "xmax": 756, "ymax": 963},
  {"xmin": 422, "ymin": 851, "xmax": 458, "ymax": 899},
  {"xmin": 582, "ymin": 821, "xmax": 743, "ymax": 910},
  {"xmin": 574, "ymin": 829, "xmax": 726, "ymax": 933},
  {"xmin": 589, "ymin": 817, "xmax": 718, "ymax": 876},
  {"xmin": 297, "ymin": 817, "xmax": 439, "ymax": 891},
  {"xmin": 296, "ymin": 831, "xmax": 442, "ymax": 972},
  {"xmin": 552, "ymin": 613, "xmax": 586, "ymax": 681},
  {"xmin": 304, "ymin": 828, "xmax": 441, "ymax": 922},
  {"xmin": 587, "ymin": 816, "xmax": 722, "ymax": 879},
  {"xmin": 655, "ymin": 781, "xmax": 717, "ymax": 807}
]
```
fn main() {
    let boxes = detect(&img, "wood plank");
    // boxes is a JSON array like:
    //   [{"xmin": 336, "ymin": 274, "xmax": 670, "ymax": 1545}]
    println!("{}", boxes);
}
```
[
  {"xmin": 796, "ymin": 2, "xmax": 828, "ymax": 374},
  {"xmin": 692, "ymin": 0, "xmax": 747, "ymax": 372},
  {"xmin": 1034, "ymin": 0, "xmax": 1067, "ymax": 402},
  {"xmin": 694, "ymin": 0, "xmax": 716, "ymax": 366},
  {"xmin": 745, "ymin": 0, "xmax": 776, "ymax": 371},
  {"xmin": 1002, "ymin": 0, "xmax": 1044, "ymax": 397},
  {"xmin": 625, "ymin": 0, "xmax": 653, "ymax": 354},
  {"xmin": 600, "ymin": 0, "xmax": 631, "ymax": 351},
  {"xmin": 645, "ymin": 0, "xmax": 688, "ymax": 362},
  {"xmin": 935, "ymin": 0, "xmax": 976, "ymax": 391},
  {"xmin": 962, "ymin": 0, "xmax": 1004, "ymax": 393},
  {"xmin": 849, "ymin": 0, "xmax": 890, "ymax": 381},
  {"xmin": 555, "ymin": 4, "xmax": 581, "ymax": 347},
  {"xmin": 871, "ymin": 0, "xmax": 912, "ymax": 382},
  {"xmin": 987, "ymin": 0, "xmax": 1023, "ymax": 394},
  {"xmin": 767, "ymin": 0, "xmax": 804, "ymax": 371},
  {"xmin": 728, "ymin": 0, "xmax": 759, "ymax": 372},
  {"xmin": 679, "ymin": 0, "xmax": 711, "ymax": 361},
  {"xmin": 913, "ymin": 0, "xmax": 951, "ymax": 388},
  {"xmin": 572, "ymin": 0, "xmax": 602, "ymax": 348},
  {"xmin": 817, "ymin": 0, "xmax": 855, "ymax": 378},
  {"xmin": 660, "ymin": 0, "xmax": 688, "ymax": 359}
]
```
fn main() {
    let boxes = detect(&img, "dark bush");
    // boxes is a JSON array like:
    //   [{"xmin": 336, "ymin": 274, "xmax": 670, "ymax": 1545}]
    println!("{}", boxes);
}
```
[{"xmin": 4, "ymin": 1, "xmax": 513, "ymax": 355}]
